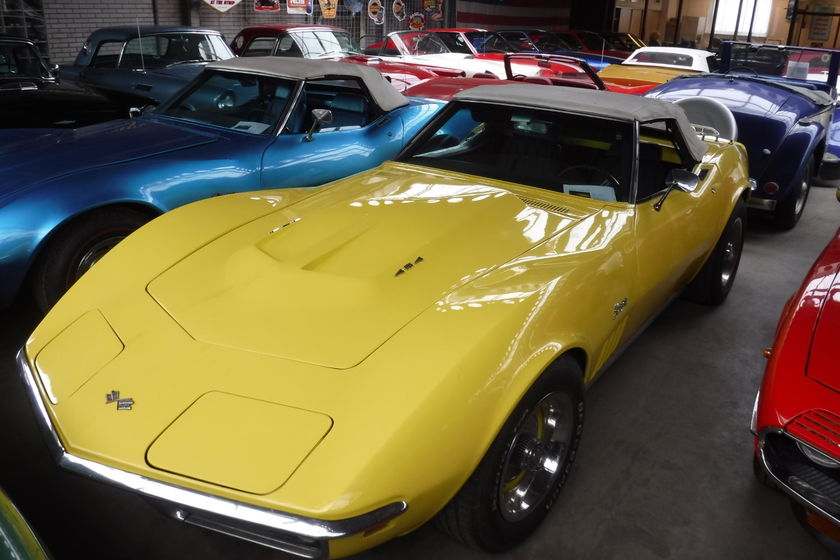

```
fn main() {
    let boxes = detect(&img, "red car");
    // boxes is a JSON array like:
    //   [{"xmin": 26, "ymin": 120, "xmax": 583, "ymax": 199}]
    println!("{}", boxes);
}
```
[
  {"xmin": 230, "ymin": 24, "xmax": 462, "ymax": 91},
  {"xmin": 404, "ymin": 53, "xmax": 655, "ymax": 100},
  {"xmin": 753, "ymin": 217, "xmax": 840, "ymax": 547}
]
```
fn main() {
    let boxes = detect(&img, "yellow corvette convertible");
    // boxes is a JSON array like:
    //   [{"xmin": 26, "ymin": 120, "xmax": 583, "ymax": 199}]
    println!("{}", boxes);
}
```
[{"xmin": 18, "ymin": 84, "xmax": 750, "ymax": 558}]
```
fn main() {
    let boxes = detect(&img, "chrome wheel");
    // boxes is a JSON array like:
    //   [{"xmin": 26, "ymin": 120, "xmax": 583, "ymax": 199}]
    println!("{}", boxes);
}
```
[
  {"xmin": 73, "ymin": 235, "xmax": 128, "ymax": 282},
  {"xmin": 720, "ymin": 216, "xmax": 743, "ymax": 288},
  {"xmin": 499, "ymin": 392, "xmax": 574, "ymax": 522},
  {"xmin": 793, "ymin": 174, "xmax": 809, "ymax": 217}
]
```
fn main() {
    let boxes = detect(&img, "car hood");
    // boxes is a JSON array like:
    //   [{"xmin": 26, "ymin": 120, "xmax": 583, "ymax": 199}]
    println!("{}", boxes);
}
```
[
  {"xmin": 147, "ymin": 164, "xmax": 595, "ymax": 369},
  {"xmin": 806, "ymin": 265, "xmax": 840, "ymax": 391},
  {"xmin": 0, "ymin": 117, "xmax": 218, "ymax": 202}
]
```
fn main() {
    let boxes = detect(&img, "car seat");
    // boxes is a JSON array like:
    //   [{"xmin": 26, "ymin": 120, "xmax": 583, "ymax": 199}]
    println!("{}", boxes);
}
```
[{"xmin": 674, "ymin": 96, "xmax": 738, "ymax": 141}]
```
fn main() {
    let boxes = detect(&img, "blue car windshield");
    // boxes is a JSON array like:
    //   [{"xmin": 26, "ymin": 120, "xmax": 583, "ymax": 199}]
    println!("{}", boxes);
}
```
[
  {"xmin": 399, "ymin": 101, "xmax": 633, "ymax": 203},
  {"xmin": 156, "ymin": 71, "xmax": 297, "ymax": 135},
  {"xmin": 729, "ymin": 44, "xmax": 835, "ymax": 85}
]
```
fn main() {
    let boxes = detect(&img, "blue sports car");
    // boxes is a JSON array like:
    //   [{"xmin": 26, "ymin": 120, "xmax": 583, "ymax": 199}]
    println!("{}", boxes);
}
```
[
  {"xmin": 0, "ymin": 57, "xmax": 443, "ymax": 311},
  {"xmin": 646, "ymin": 41, "xmax": 840, "ymax": 229},
  {"xmin": 495, "ymin": 29, "xmax": 625, "ymax": 71}
]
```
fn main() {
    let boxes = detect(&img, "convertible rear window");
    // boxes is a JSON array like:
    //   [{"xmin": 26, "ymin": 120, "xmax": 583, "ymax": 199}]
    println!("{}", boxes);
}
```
[{"xmin": 399, "ymin": 101, "xmax": 634, "ymax": 203}]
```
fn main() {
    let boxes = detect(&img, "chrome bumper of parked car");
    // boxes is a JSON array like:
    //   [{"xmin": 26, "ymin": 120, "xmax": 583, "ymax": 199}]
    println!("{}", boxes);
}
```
[
  {"xmin": 819, "ymin": 152, "xmax": 840, "ymax": 182},
  {"xmin": 16, "ymin": 348, "xmax": 407, "ymax": 559},
  {"xmin": 748, "ymin": 196, "xmax": 776, "ymax": 211},
  {"xmin": 756, "ymin": 428, "xmax": 840, "ymax": 529}
]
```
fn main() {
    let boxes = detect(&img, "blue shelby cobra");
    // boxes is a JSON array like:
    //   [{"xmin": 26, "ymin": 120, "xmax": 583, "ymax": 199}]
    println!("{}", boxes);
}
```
[
  {"xmin": 0, "ymin": 57, "xmax": 443, "ymax": 311},
  {"xmin": 646, "ymin": 41, "xmax": 840, "ymax": 229}
]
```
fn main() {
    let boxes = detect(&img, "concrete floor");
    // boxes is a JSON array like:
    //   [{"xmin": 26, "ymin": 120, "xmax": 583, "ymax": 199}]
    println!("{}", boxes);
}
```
[{"xmin": 1, "ymin": 186, "xmax": 838, "ymax": 560}]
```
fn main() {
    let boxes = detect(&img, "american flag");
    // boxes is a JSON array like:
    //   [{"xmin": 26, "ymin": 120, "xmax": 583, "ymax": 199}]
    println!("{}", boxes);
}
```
[{"xmin": 456, "ymin": 0, "xmax": 571, "ymax": 30}]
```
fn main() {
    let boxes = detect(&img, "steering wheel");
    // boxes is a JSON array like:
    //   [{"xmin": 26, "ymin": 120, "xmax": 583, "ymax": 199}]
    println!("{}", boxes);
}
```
[
  {"xmin": 727, "ymin": 65, "xmax": 759, "ymax": 77},
  {"xmin": 511, "ymin": 74, "xmax": 527, "ymax": 81},
  {"xmin": 557, "ymin": 165, "xmax": 620, "ymax": 188}
]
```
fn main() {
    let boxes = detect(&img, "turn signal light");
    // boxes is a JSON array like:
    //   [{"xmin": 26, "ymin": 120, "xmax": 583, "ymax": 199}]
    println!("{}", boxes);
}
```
[{"xmin": 763, "ymin": 182, "xmax": 780, "ymax": 194}]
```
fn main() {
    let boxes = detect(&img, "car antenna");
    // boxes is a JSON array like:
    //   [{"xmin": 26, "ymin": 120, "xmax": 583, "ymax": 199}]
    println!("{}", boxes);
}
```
[{"xmin": 136, "ymin": 19, "xmax": 145, "ymax": 71}]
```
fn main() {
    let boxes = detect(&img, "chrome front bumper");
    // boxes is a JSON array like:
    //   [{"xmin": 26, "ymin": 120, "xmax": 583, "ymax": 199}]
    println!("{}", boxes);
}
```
[
  {"xmin": 16, "ymin": 349, "xmax": 407, "ymax": 558},
  {"xmin": 756, "ymin": 428, "xmax": 840, "ymax": 530}
]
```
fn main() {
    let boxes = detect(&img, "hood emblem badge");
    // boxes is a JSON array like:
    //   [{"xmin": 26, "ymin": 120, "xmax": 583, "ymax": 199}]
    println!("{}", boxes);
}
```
[
  {"xmin": 106, "ymin": 390, "xmax": 135, "ymax": 411},
  {"xmin": 395, "ymin": 256, "xmax": 424, "ymax": 277},
  {"xmin": 613, "ymin": 298, "xmax": 628, "ymax": 319}
]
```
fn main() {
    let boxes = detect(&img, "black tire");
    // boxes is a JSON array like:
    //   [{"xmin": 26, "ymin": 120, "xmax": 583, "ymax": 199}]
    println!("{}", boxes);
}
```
[
  {"xmin": 774, "ymin": 158, "xmax": 812, "ymax": 230},
  {"xmin": 683, "ymin": 199, "xmax": 746, "ymax": 306},
  {"xmin": 31, "ymin": 207, "xmax": 152, "ymax": 312},
  {"xmin": 435, "ymin": 356, "xmax": 584, "ymax": 552}
]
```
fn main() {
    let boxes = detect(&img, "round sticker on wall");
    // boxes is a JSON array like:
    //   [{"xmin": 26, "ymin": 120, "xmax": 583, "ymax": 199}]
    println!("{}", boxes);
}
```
[
  {"xmin": 393, "ymin": 0, "xmax": 406, "ymax": 21},
  {"xmin": 368, "ymin": 0, "xmax": 384, "ymax": 24},
  {"xmin": 408, "ymin": 12, "xmax": 426, "ymax": 30}
]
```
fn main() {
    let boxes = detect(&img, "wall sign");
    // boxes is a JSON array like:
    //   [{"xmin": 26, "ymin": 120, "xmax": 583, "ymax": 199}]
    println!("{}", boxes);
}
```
[{"xmin": 202, "ymin": 0, "xmax": 242, "ymax": 13}]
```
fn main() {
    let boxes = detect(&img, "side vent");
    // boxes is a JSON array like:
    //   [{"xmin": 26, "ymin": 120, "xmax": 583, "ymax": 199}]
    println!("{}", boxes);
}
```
[
  {"xmin": 395, "ymin": 256, "xmax": 424, "ymax": 277},
  {"xmin": 518, "ymin": 197, "xmax": 572, "ymax": 215}
]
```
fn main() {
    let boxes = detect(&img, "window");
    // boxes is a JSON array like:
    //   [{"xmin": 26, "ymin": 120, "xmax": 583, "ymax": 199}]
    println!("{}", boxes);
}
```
[
  {"xmin": 399, "ymin": 102, "xmax": 633, "ymax": 202},
  {"xmin": 242, "ymin": 37, "xmax": 278, "ymax": 57},
  {"xmin": 716, "ymin": 0, "xmax": 772, "ymax": 36}
]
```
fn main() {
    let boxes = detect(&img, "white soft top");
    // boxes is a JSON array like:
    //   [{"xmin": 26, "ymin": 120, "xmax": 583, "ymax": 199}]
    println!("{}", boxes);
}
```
[
  {"xmin": 207, "ymin": 57, "xmax": 409, "ymax": 112},
  {"xmin": 453, "ymin": 83, "xmax": 708, "ymax": 162},
  {"xmin": 623, "ymin": 46, "xmax": 715, "ymax": 72}
]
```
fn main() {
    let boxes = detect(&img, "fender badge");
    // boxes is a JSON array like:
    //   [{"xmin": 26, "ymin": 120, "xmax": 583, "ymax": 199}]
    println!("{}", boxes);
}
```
[
  {"xmin": 106, "ymin": 390, "xmax": 135, "ymax": 411},
  {"xmin": 613, "ymin": 298, "xmax": 628, "ymax": 319}
]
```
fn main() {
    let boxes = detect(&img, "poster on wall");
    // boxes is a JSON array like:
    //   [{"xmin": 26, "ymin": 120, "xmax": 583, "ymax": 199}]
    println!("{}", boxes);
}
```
[
  {"xmin": 408, "ymin": 11, "xmax": 426, "ymax": 30},
  {"xmin": 318, "ymin": 0, "xmax": 337, "ymax": 18},
  {"xmin": 288, "ymin": 0, "xmax": 313, "ymax": 15},
  {"xmin": 430, "ymin": 0, "xmax": 443, "ymax": 21},
  {"xmin": 392, "ymin": 0, "xmax": 406, "ymax": 21},
  {"xmin": 422, "ymin": 0, "xmax": 439, "ymax": 12},
  {"xmin": 810, "ymin": 5, "xmax": 834, "ymax": 42},
  {"xmin": 368, "ymin": 0, "xmax": 384, "ymax": 24},
  {"xmin": 254, "ymin": 0, "xmax": 280, "ymax": 11},
  {"xmin": 202, "ymin": 0, "xmax": 242, "ymax": 13}
]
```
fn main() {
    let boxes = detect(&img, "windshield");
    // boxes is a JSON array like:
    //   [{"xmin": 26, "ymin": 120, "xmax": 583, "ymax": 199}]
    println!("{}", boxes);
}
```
[
  {"xmin": 0, "ymin": 42, "xmax": 50, "ymax": 79},
  {"xmin": 121, "ymin": 33, "xmax": 233, "ymax": 69},
  {"xmin": 463, "ymin": 32, "xmax": 516, "ymax": 53},
  {"xmin": 394, "ymin": 32, "xmax": 454, "ymax": 55},
  {"xmin": 530, "ymin": 32, "xmax": 573, "ymax": 51},
  {"xmin": 156, "ymin": 70, "xmax": 296, "ymax": 135},
  {"xmin": 399, "ymin": 101, "xmax": 633, "ymax": 202},
  {"xmin": 578, "ymin": 31, "xmax": 613, "ymax": 51},
  {"xmin": 729, "ymin": 44, "xmax": 836, "ymax": 84}
]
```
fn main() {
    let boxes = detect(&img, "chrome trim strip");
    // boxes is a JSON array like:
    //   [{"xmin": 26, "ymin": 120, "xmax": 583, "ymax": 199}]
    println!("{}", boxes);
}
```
[
  {"xmin": 748, "ymin": 197, "xmax": 776, "ymax": 211},
  {"xmin": 16, "ymin": 348, "xmax": 407, "ymax": 546},
  {"xmin": 750, "ymin": 389, "xmax": 759, "ymax": 435},
  {"xmin": 757, "ymin": 428, "xmax": 840, "ymax": 528}
]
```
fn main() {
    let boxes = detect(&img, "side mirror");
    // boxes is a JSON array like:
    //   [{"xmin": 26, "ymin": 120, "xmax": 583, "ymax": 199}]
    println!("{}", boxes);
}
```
[
  {"xmin": 654, "ymin": 169, "xmax": 699, "ymax": 211},
  {"xmin": 304, "ymin": 108, "xmax": 333, "ymax": 142},
  {"xmin": 666, "ymin": 168, "xmax": 700, "ymax": 193},
  {"xmin": 128, "ymin": 104, "xmax": 154, "ymax": 118}
]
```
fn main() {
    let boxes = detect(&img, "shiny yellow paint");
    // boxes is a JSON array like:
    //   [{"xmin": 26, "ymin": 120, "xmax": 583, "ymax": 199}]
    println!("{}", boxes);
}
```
[
  {"xmin": 598, "ymin": 63, "xmax": 700, "ymax": 87},
  {"xmin": 23, "ymin": 136, "xmax": 749, "ymax": 557}
]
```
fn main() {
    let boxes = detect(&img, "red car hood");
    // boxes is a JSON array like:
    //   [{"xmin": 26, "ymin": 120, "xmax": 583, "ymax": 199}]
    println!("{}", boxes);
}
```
[{"xmin": 807, "ymin": 261, "xmax": 840, "ymax": 391}]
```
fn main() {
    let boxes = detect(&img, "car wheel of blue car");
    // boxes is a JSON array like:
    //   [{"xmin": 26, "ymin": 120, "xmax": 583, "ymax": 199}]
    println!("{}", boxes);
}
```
[
  {"xmin": 435, "ymin": 355, "xmax": 584, "ymax": 551},
  {"xmin": 31, "ymin": 206, "xmax": 154, "ymax": 312},
  {"xmin": 774, "ymin": 158, "xmax": 812, "ymax": 230},
  {"xmin": 684, "ymin": 199, "xmax": 745, "ymax": 306}
]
